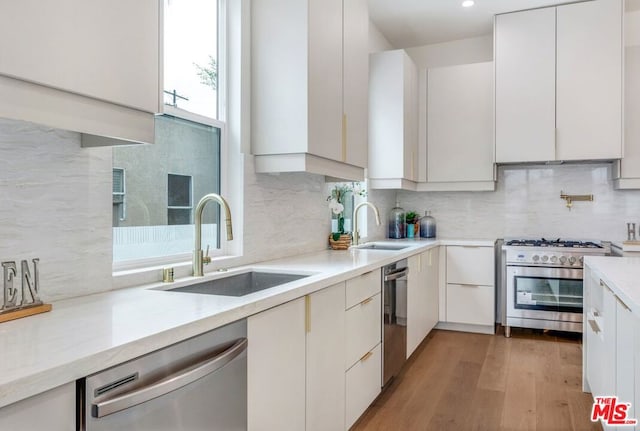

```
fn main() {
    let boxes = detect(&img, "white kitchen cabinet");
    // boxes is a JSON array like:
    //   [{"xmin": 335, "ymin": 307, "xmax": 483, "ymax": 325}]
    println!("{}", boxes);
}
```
[
  {"xmin": 343, "ymin": 0, "xmax": 369, "ymax": 169},
  {"xmin": 495, "ymin": 0, "xmax": 622, "ymax": 163},
  {"xmin": 248, "ymin": 282, "xmax": 346, "ymax": 431},
  {"xmin": 0, "ymin": 382, "xmax": 75, "ymax": 430},
  {"xmin": 616, "ymin": 296, "xmax": 636, "ymax": 427},
  {"xmin": 368, "ymin": 49, "xmax": 419, "ymax": 190},
  {"xmin": 614, "ymin": 7, "xmax": 640, "ymax": 189},
  {"xmin": 437, "ymin": 245, "xmax": 494, "ymax": 334},
  {"xmin": 307, "ymin": 283, "xmax": 346, "ymax": 431},
  {"xmin": 345, "ymin": 293, "xmax": 381, "ymax": 369},
  {"xmin": 421, "ymin": 62, "xmax": 494, "ymax": 192},
  {"xmin": 251, "ymin": 0, "xmax": 366, "ymax": 181},
  {"xmin": 345, "ymin": 270, "xmax": 382, "ymax": 429},
  {"xmin": 0, "ymin": 0, "xmax": 159, "ymax": 146},
  {"xmin": 407, "ymin": 248, "xmax": 439, "ymax": 358},
  {"xmin": 248, "ymin": 297, "xmax": 306, "ymax": 431},
  {"xmin": 346, "ymin": 343, "xmax": 382, "ymax": 429}
]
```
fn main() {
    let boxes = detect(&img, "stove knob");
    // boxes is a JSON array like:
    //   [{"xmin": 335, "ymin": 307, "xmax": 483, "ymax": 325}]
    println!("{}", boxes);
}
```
[
  {"xmin": 532, "ymin": 255, "xmax": 540, "ymax": 262},
  {"xmin": 559, "ymin": 256, "xmax": 567, "ymax": 264},
  {"xmin": 579, "ymin": 256, "xmax": 584, "ymax": 265},
  {"xmin": 541, "ymin": 255, "xmax": 549, "ymax": 262},
  {"xmin": 569, "ymin": 256, "xmax": 577, "ymax": 265},
  {"xmin": 550, "ymin": 255, "xmax": 558, "ymax": 263}
]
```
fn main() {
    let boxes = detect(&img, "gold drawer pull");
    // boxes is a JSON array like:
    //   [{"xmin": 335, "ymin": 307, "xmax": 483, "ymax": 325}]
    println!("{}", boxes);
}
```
[
  {"xmin": 360, "ymin": 297, "xmax": 373, "ymax": 306},
  {"xmin": 360, "ymin": 351, "xmax": 373, "ymax": 362}
]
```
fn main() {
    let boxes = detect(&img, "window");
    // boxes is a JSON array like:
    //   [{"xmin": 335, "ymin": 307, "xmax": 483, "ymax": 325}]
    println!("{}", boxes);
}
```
[
  {"xmin": 112, "ymin": 168, "xmax": 126, "ymax": 225},
  {"xmin": 167, "ymin": 174, "xmax": 193, "ymax": 225},
  {"xmin": 112, "ymin": 0, "xmax": 225, "ymax": 266}
]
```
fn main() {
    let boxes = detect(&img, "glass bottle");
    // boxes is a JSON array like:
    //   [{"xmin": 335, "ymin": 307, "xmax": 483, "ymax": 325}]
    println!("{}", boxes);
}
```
[
  {"xmin": 388, "ymin": 202, "xmax": 406, "ymax": 239},
  {"xmin": 419, "ymin": 210, "xmax": 436, "ymax": 238}
]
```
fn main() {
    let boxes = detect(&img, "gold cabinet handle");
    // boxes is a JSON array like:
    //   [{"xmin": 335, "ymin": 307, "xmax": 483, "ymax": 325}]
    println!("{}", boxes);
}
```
[
  {"xmin": 360, "ymin": 350, "xmax": 373, "ymax": 362},
  {"xmin": 360, "ymin": 297, "xmax": 373, "ymax": 306}
]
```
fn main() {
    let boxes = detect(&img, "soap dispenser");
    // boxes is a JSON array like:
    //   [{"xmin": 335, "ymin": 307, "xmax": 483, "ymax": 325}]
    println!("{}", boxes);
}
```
[{"xmin": 388, "ymin": 202, "xmax": 406, "ymax": 239}]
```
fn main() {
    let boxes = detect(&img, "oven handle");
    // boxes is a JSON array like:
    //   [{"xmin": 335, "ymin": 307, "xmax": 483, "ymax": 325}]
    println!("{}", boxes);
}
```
[
  {"xmin": 384, "ymin": 269, "xmax": 409, "ymax": 282},
  {"xmin": 91, "ymin": 337, "xmax": 247, "ymax": 418}
]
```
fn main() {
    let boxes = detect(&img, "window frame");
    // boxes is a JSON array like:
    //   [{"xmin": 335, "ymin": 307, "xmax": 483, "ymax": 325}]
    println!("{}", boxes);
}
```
[{"xmin": 112, "ymin": 0, "xmax": 230, "ymax": 273}]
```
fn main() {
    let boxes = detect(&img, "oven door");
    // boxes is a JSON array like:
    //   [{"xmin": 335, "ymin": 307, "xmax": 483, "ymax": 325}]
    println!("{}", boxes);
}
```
[{"xmin": 506, "ymin": 265, "xmax": 583, "ymax": 323}]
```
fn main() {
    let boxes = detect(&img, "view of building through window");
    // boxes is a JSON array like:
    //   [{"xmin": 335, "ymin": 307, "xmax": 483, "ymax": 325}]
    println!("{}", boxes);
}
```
[{"xmin": 113, "ymin": 0, "xmax": 222, "ymax": 264}]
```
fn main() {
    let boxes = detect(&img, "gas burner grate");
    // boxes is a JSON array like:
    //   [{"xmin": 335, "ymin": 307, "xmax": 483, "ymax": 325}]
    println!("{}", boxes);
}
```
[{"xmin": 505, "ymin": 238, "xmax": 603, "ymax": 249}]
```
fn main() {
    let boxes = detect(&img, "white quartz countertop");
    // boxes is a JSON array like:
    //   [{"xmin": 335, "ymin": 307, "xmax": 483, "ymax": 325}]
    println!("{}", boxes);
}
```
[
  {"xmin": 0, "ymin": 238, "xmax": 494, "ymax": 409},
  {"xmin": 584, "ymin": 256, "xmax": 640, "ymax": 316}
]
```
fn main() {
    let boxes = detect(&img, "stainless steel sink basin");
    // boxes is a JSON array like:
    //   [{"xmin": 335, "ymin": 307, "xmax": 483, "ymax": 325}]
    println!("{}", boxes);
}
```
[
  {"xmin": 169, "ymin": 271, "xmax": 310, "ymax": 297},
  {"xmin": 357, "ymin": 243, "xmax": 410, "ymax": 251}
]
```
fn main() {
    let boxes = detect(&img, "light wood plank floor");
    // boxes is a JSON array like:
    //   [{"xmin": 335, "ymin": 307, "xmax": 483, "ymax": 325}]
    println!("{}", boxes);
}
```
[{"xmin": 353, "ymin": 328, "xmax": 601, "ymax": 431}]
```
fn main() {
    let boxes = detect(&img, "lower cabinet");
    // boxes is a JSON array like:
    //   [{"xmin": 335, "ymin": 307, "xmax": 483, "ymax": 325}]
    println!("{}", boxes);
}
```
[
  {"xmin": 248, "ymin": 270, "xmax": 382, "ymax": 431},
  {"xmin": 248, "ymin": 282, "xmax": 346, "ymax": 431},
  {"xmin": 438, "ymin": 245, "xmax": 495, "ymax": 334},
  {"xmin": 345, "ymin": 270, "xmax": 382, "ymax": 430},
  {"xmin": 407, "ymin": 248, "xmax": 439, "ymax": 357},
  {"xmin": 584, "ymin": 264, "xmax": 640, "ymax": 431},
  {"xmin": 0, "ymin": 382, "xmax": 75, "ymax": 430},
  {"xmin": 346, "ymin": 343, "xmax": 382, "ymax": 429}
]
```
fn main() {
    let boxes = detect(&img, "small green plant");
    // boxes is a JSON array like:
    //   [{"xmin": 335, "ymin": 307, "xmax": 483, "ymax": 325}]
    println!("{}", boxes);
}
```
[{"xmin": 406, "ymin": 211, "xmax": 419, "ymax": 224}]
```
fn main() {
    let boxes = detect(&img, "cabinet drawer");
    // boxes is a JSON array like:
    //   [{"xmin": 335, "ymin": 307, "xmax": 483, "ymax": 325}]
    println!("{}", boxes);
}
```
[
  {"xmin": 346, "ymin": 269, "xmax": 381, "ymax": 309},
  {"xmin": 346, "ymin": 293, "xmax": 381, "ymax": 369},
  {"xmin": 346, "ymin": 343, "xmax": 382, "ymax": 429},
  {"xmin": 446, "ymin": 283, "xmax": 494, "ymax": 326},
  {"xmin": 446, "ymin": 246, "xmax": 494, "ymax": 286}
]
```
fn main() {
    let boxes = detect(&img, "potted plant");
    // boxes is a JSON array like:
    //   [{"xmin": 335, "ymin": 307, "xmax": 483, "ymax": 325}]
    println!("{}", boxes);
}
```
[
  {"xmin": 327, "ymin": 183, "xmax": 366, "ymax": 249},
  {"xmin": 405, "ymin": 211, "xmax": 419, "ymax": 238}
]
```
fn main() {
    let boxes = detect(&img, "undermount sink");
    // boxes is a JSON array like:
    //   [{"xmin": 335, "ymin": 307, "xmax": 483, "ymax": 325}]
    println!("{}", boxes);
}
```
[
  {"xmin": 356, "ymin": 243, "xmax": 410, "ymax": 251},
  {"xmin": 168, "ymin": 271, "xmax": 310, "ymax": 297}
]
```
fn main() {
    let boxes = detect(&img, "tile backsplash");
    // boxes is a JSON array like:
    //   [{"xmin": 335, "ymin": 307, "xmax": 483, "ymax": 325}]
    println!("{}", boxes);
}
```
[{"xmin": 398, "ymin": 163, "xmax": 640, "ymax": 242}]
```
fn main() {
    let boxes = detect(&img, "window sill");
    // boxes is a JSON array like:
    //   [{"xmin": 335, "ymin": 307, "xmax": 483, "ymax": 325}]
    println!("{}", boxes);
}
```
[{"xmin": 113, "ymin": 254, "xmax": 245, "ymax": 290}]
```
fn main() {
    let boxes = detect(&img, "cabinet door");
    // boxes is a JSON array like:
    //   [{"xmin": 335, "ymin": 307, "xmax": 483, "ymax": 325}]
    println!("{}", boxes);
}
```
[
  {"xmin": 343, "ymin": 0, "xmax": 369, "ymax": 168},
  {"xmin": 427, "ymin": 62, "xmax": 494, "ymax": 183},
  {"xmin": 403, "ymin": 52, "xmax": 419, "ymax": 182},
  {"xmin": 307, "ymin": 0, "xmax": 343, "ymax": 162},
  {"xmin": 495, "ymin": 8, "xmax": 556, "ymax": 163},
  {"xmin": 425, "ymin": 248, "xmax": 440, "ymax": 334},
  {"xmin": 345, "ymin": 343, "xmax": 382, "ymax": 429},
  {"xmin": 0, "ymin": 383, "xmax": 75, "ymax": 430},
  {"xmin": 407, "ymin": 254, "xmax": 424, "ymax": 357},
  {"xmin": 616, "ymin": 297, "xmax": 636, "ymax": 425},
  {"xmin": 307, "ymin": 283, "xmax": 346, "ymax": 431},
  {"xmin": 446, "ymin": 283, "xmax": 495, "ymax": 326},
  {"xmin": 0, "ymin": 0, "xmax": 159, "ymax": 113},
  {"xmin": 556, "ymin": 0, "xmax": 622, "ymax": 161},
  {"xmin": 248, "ymin": 298, "xmax": 306, "ymax": 431},
  {"xmin": 446, "ymin": 246, "xmax": 494, "ymax": 286}
]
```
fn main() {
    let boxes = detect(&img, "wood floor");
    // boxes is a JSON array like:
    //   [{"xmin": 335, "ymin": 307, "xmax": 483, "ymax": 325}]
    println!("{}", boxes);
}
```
[{"xmin": 352, "ymin": 328, "xmax": 601, "ymax": 431}]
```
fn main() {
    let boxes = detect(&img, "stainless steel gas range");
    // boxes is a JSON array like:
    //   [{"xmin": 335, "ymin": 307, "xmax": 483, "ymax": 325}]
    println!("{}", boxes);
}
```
[{"xmin": 500, "ymin": 238, "xmax": 610, "ymax": 337}]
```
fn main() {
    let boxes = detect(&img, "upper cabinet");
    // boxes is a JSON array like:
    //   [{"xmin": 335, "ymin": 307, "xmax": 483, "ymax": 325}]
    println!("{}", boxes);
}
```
[
  {"xmin": 614, "ymin": 3, "xmax": 640, "ymax": 189},
  {"xmin": 495, "ymin": 0, "xmax": 622, "ymax": 164},
  {"xmin": 0, "ymin": 0, "xmax": 160, "ymax": 146},
  {"xmin": 368, "ymin": 49, "xmax": 419, "ymax": 190},
  {"xmin": 420, "ymin": 62, "xmax": 495, "ymax": 192},
  {"xmin": 251, "ymin": 0, "xmax": 367, "ymax": 181}
]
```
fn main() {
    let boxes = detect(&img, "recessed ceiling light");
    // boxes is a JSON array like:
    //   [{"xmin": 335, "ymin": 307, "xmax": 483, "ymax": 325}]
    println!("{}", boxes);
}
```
[{"xmin": 462, "ymin": 0, "xmax": 475, "ymax": 7}]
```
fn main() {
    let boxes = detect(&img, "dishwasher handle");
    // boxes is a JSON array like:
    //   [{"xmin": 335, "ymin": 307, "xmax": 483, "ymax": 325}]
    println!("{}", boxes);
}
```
[
  {"xmin": 92, "ymin": 337, "xmax": 248, "ymax": 418},
  {"xmin": 384, "ymin": 268, "xmax": 408, "ymax": 282}
]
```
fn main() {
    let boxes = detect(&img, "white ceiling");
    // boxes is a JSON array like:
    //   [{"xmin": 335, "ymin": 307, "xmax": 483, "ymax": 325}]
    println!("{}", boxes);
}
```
[{"xmin": 367, "ymin": 0, "xmax": 567, "ymax": 48}]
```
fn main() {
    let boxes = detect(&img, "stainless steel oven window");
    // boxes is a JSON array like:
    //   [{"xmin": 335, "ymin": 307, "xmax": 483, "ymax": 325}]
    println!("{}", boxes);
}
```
[{"xmin": 513, "ymin": 275, "xmax": 583, "ymax": 313}]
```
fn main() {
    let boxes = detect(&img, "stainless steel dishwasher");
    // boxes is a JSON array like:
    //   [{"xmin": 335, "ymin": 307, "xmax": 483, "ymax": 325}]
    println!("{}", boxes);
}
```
[
  {"xmin": 78, "ymin": 320, "xmax": 247, "ymax": 431},
  {"xmin": 382, "ymin": 259, "xmax": 408, "ymax": 386}
]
